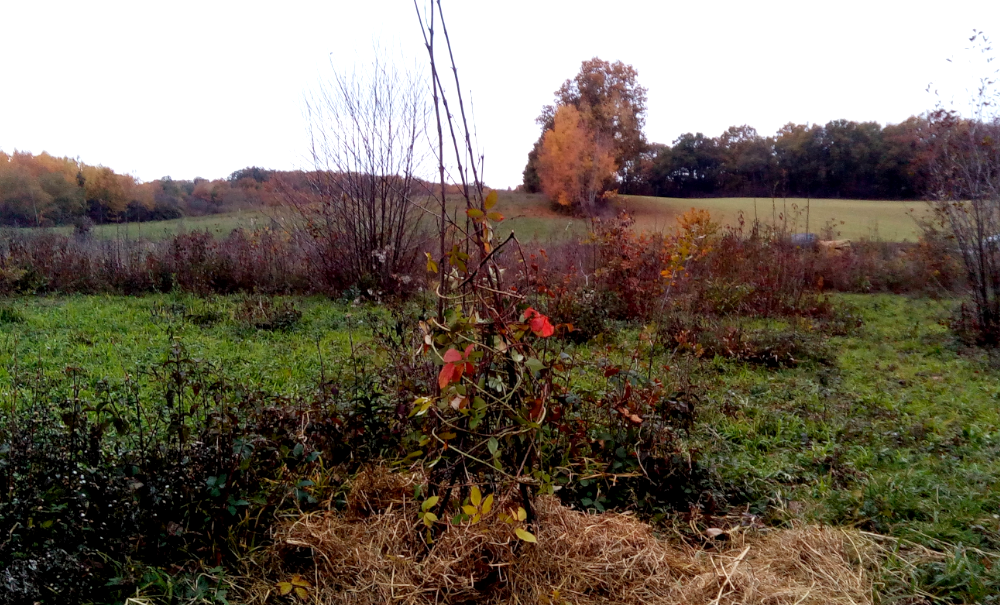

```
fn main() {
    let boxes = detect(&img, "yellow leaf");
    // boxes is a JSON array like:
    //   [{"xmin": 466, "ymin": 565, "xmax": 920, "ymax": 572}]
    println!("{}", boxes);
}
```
[
  {"xmin": 487, "ymin": 211, "xmax": 504, "ymax": 222},
  {"xmin": 516, "ymin": 506, "xmax": 527, "ymax": 521},
  {"xmin": 482, "ymin": 494, "xmax": 494, "ymax": 515},
  {"xmin": 277, "ymin": 582, "xmax": 293, "ymax": 596},
  {"xmin": 410, "ymin": 397, "xmax": 433, "ymax": 418},
  {"xmin": 462, "ymin": 505, "xmax": 479, "ymax": 516},
  {"xmin": 470, "ymin": 486, "xmax": 482, "ymax": 507},
  {"xmin": 423, "ymin": 511, "xmax": 438, "ymax": 527},
  {"xmin": 467, "ymin": 208, "xmax": 484, "ymax": 219},
  {"xmin": 484, "ymin": 190, "xmax": 498, "ymax": 210},
  {"xmin": 421, "ymin": 496, "xmax": 440, "ymax": 512},
  {"xmin": 290, "ymin": 575, "xmax": 311, "ymax": 587},
  {"xmin": 515, "ymin": 528, "xmax": 537, "ymax": 543},
  {"xmin": 294, "ymin": 586, "xmax": 309, "ymax": 600},
  {"xmin": 472, "ymin": 514, "xmax": 481, "ymax": 524},
  {"xmin": 425, "ymin": 252, "xmax": 438, "ymax": 274}
]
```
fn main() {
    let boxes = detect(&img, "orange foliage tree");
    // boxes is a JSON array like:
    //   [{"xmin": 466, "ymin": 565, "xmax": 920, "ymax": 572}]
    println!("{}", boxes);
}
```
[{"xmin": 536, "ymin": 105, "xmax": 616, "ymax": 213}]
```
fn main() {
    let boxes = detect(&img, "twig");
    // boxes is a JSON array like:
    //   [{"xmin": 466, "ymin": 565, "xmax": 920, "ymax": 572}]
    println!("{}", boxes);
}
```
[
  {"xmin": 455, "ymin": 231, "xmax": 517, "ymax": 290},
  {"xmin": 710, "ymin": 545, "xmax": 751, "ymax": 605}
]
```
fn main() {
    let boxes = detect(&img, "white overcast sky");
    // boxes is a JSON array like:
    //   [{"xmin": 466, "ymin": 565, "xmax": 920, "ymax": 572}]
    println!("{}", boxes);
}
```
[{"xmin": 1, "ymin": 1, "xmax": 998, "ymax": 188}]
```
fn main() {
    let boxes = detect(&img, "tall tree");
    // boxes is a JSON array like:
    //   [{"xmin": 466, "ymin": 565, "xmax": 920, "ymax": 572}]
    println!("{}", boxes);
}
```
[
  {"xmin": 524, "ymin": 58, "xmax": 648, "ymax": 192},
  {"xmin": 536, "ymin": 105, "xmax": 616, "ymax": 212}
]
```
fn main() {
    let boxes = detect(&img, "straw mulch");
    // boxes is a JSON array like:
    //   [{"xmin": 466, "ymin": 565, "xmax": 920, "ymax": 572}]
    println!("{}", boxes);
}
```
[{"xmin": 240, "ymin": 468, "xmax": 878, "ymax": 604}]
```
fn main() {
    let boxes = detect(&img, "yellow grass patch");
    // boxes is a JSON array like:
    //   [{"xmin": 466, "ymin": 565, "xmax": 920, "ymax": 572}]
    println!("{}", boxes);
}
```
[{"xmin": 237, "ymin": 468, "xmax": 881, "ymax": 604}]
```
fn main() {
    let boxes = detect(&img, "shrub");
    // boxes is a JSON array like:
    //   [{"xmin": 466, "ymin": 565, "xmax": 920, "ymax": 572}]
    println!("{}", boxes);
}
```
[
  {"xmin": 659, "ymin": 314, "xmax": 836, "ymax": 367},
  {"xmin": 0, "ymin": 343, "xmax": 406, "ymax": 603}
]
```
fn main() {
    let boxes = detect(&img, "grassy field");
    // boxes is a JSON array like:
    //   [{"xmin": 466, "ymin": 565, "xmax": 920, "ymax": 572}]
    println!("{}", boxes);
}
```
[
  {"xmin": 497, "ymin": 192, "xmax": 931, "ymax": 242},
  {"xmin": 2, "ymin": 293, "xmax": 998, "ymax": 554},
  {"xmin": 698, "ymin": 295, "xmax": 1000, "ymax": 549},
  {"xmin": 43, "ymin": 209, "xmax": 278, "ymax": 241},
  {"xmin": 0, "ymin": 294, "xmax": 361, "ymax": 395},
  {"xmin": 15, "ymin": 192, "xmax": 932, "ymax": 244},
  {"xmin": 4, "ymin": 292, "xmax": 1000, "ymax": 598},
  {"xmin": 624, "ymin": 195, "xmax": 931, "ymax": 241}
]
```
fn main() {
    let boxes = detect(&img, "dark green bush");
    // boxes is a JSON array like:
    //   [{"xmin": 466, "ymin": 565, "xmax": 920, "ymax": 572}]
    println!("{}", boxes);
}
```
[{"xmin": 0, "ymin": 344, "xmax": 403, "ymax": 603}]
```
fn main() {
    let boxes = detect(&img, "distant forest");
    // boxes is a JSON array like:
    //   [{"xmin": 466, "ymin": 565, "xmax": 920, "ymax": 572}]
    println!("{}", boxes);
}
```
[
  {"xmin": 1, "ymin": 113, "xmax": 936, "ymax": 228},
  {"xmin": 0, "ymin": 152, "xmax": 284, "ymax": 227},
  {"xmin": 525, "ymin": 116, "xmax": 934, "ymax": 201},
  {"xmin": 639, "ymin": 118, "xmax": 933, "ymax": 200},
  {"xmin": 0, "ymin": 152, "xmax": 470, "ymax": 227}
]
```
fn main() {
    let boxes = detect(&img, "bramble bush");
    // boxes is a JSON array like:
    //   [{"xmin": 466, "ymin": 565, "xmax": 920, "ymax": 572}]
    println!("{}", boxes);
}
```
[{"xmin": 0, "ymin": 341, "xmax": 410, "ymax": 603}]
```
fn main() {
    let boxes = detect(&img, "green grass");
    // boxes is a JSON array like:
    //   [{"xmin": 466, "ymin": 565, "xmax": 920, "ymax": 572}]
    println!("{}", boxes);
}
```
[
  {"xmin": 13, "ymin": 193, "xmax": 932, "ymax": 243},
  {"xmin": 492, "ymin": 193, "xmax": 932, "ymax": 242},
  {"xmin": 3, "ymin": 291, "xmax": 1000, "ymax": 597},
  {"xmin": 0, "ymin": 294, "xmax": 363, "ymax": 396},
  {"xmin": 623, "ymin": 196, "xmax": 932, "ymax": 241},
  {"xmin": 3, "ymin": 292, "xmax": 997, "ymax": 554},
  {"xmin": 692, "ymin": 295, "xmax": 1000, "ymax": 553},
  {"xmin": 35, "ymin": 209, "xmax": 278, "ymax": 241}
]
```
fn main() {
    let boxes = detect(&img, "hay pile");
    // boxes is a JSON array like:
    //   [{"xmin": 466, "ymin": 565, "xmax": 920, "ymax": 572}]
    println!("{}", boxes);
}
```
[{"xmin": 242, "ymin": 468, "xmax": 877, "ymax": 604}]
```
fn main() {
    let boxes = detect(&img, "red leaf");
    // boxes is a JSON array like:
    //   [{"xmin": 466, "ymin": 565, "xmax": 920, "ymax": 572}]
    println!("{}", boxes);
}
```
[
  {"xmin": 439, "ymin": 363, "xmax": 456, "ymax": 389},
  {"xmin": 522, "ymin": 308, "xmax": 555, "ymax": 338},
  {"xmin": 443, "ymin": 348, "xmax": 464, "ymax": 363},
  {"xmin": 463, "ymin": 344, "xmax": 475, "ymax": 359},
  {"xmin": 528, "ymin": 398, "xmax": 545, "ymax": 421},
  {"xmin": 531, "ymin": 316, "xmax": 554, "ymax": 338}
]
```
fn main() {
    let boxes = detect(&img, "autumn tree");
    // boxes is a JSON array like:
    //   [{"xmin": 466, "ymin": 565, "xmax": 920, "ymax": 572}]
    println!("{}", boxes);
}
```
[
  {"xmin": 536, "ymin": 105, "xmax": 616, "ymax": 212},
  {"xmin": 524, "ymin": 58, "xmax": 648, "ymax": 192},
  {"xmin": 0, "ymin": 151, "xmax": 84, "ymax": 226}
]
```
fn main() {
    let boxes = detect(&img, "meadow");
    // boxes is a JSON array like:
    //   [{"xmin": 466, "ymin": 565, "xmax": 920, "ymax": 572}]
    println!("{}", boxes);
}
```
[
  {"xmin": 21, "ymin": 192, "xmax": 931, "ymax": 244},
  {"xmin": 47, "ymin": 209, "xmax": 277, "ymax": 241},
  {"xmin": 497, "ymin": 192, "xmax": 930, "ymax": 242},
  {"xmin": 0, "ymin": 190, "xmax": 992, "ymax": 604},
  {"xmin": 2, "ymin": 292, "xmax": 999, "ymax": 601}
]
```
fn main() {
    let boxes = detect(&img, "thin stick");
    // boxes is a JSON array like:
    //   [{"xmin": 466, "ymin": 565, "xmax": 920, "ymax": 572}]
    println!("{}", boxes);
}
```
[{"xmin": 710, "ymin": 546, "xmax": 751, "ymax": 605}]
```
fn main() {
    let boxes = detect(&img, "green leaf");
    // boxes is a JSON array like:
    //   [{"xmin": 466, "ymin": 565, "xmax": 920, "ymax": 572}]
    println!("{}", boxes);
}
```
[
  {"xmin": 487, "ymin": 437, "xmax": 499, "ymax": 456},
  {"xmin": 526, "ymin": 357, "xmax": 544, "ymax": 375},
  {"xmin": 466, "ymin": 208, "xmax": 485, "ymax": 219},
  {"xmin": 515, "ymin": 528, "xmax": 537, "ymax": 543}
]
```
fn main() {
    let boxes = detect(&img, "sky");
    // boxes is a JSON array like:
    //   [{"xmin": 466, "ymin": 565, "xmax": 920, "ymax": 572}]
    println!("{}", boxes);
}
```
[{"xmin": 2, "ymin": 0, "xmax": 999, "ymax": 189}]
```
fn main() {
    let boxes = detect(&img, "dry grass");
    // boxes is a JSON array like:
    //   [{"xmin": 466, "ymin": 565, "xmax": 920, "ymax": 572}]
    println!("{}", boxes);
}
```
[{"xmin": 236, "ymin": 468, "xmax": 880, "ymax": 604}]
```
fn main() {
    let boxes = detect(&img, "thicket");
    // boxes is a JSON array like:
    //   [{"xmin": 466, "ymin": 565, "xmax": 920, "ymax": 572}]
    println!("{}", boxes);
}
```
[{"xmin": 0, "ymin": 336, "xmax": 410, "ymax": 603}]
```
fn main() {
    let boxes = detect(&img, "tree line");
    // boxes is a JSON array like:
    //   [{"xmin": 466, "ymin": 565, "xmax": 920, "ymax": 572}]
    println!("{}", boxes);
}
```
[
  {"xmin": 0, "ymin": 151, "xmax": 279, "ymax": 227},
  {"xmin": 522, "ymin": 58, "xmax": 936, "ymax": 206}
]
